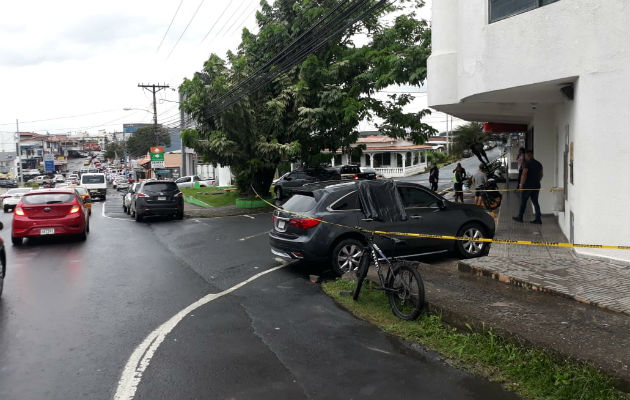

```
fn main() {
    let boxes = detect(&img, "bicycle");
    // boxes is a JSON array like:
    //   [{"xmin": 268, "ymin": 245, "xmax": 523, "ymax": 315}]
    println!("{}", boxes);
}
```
[{"xmin": 352, "ymin": 232, "xmax": 425, "ymax": 320}]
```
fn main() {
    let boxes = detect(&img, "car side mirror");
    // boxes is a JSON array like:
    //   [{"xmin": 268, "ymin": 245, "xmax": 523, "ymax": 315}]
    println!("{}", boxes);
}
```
[{"xmin": 285, "ymin": 177, "xmax": 292, "ymax": 181}]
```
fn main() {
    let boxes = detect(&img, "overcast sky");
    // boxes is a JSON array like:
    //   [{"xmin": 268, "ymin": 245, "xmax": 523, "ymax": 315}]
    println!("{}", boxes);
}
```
[{"xmin": 0, "ymin": 0, "xmax": 442, "ymax": 138}]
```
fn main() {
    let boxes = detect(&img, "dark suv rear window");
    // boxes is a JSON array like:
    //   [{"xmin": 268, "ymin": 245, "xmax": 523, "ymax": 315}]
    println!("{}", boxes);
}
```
[
  {"xmin": 23, "ymin": 193, "xmax": 75, "ymax": 205},
  {"xmin": 282, "ymin": 194, "xmax": 317, "ymax": 212},
  {"xmin": 142, "ymin": 182, "xmax": 179, "ymax": 194}
]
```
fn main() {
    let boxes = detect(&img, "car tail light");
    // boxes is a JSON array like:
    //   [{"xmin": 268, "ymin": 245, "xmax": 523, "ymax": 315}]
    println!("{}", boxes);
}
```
[
  {"xmin": 15, "ymin": 206, "xmax": 25, "ymax": 216},
  {"xmin": 288, "ymin": 217, "xmax": 322, "ymax": 230},
  {"xmin": 353, "ymin": 175, "xmax": 359, "ymax": 180},
  {"xmin": 137, "ymin": 192, "xmax": 148, "ymax": 198},
  {"xmin": 69, "ymin": 205, "xmax": 81, "ymax": 214},
  {"xmin": 175, "ymin": 192, "xmax": 183, "ymax": 198}
]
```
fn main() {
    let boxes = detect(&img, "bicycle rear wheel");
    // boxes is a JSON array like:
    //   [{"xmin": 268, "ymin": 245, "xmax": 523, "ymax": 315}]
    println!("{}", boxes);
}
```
[
  {"xmin": 352, "ymin": 256, "xmax": 369, "ymax": 301},
  {"xmin": 387, "ymin": 261, "xmax": 425, "ymax": 320}
]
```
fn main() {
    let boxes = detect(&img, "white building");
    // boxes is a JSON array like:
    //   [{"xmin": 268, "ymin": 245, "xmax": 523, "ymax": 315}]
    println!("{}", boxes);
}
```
[{"xmin": 428, "ymin": 0, "xmax": 629, "ymax": 261}]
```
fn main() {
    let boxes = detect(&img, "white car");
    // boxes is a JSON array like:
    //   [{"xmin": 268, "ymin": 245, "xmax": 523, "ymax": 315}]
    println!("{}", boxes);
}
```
[
  {"xmin": 2, "ymin": 188, "xmax": 32, "ymax": 212},
  {"xmin": 116, "ymin": 177, "xmax": 130, "ymax": 191},
  {"xmin": 175, "ymin": 175, "xmax": 215, "ymax": 189},
  {"xmin": 123, "ymin": 183, "xmax": 139, "ymax": 214},
  {"xmin": 54, "ymin": 174, "xmax": 65, "ymax": 183}
]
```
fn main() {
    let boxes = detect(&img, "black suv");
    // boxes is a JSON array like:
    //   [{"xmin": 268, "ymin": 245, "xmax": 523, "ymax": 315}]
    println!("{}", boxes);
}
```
[
  {"xmin": 273, "ymin": 167, "xmax": 340, "ymax": 200},
  {"xmin": 269, "ymin": 180, "xmax": 496, "ymax": 276},
  {"xmin": 130, "ymin": 180, "xmax": 184, "ymax": 222},
  {"xmin": 336, "ymin": 165, "xmax": 377, "ymax": 180}
]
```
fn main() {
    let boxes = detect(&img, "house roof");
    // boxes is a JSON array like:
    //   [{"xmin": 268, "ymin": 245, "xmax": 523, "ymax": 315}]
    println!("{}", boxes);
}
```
[
  {"xmin": 364, "ymin": 144, "xmax": 432, "ymax": 151},
  {"xmin": 357, "ymin": 136, "xmax": 396, "ymax": 143}
]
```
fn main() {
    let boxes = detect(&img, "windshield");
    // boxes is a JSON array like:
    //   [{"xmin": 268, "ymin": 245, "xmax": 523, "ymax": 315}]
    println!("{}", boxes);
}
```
[
  {"xmin": 81, "ymin": 175, "xmax": 105, "ymax": 184},
  {"xmin": 282, "ymin": 194, "xmax": 317, "ymax": 212},
  {"xmin": 22, "ymin": 193, "xmax": 75, "ymax": 205}
]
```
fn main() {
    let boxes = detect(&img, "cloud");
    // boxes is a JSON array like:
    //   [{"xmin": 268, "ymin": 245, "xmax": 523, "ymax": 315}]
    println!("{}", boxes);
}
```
[{"xmin": 61, "ymin": 13, "xmax": 159, "ymax": 45}]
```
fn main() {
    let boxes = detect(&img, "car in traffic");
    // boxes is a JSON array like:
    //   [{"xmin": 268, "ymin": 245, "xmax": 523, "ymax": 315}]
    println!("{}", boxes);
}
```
[
  {"xmin": 2, "ymin": 188, "xmax": 32, "ymax": 213},
  {"xmin": 11, "ymin": 188, "xmax": 90, "ymax": 245},
  {"xmin": 54, "ymin": 174, "xmax": 65, "ymax": 183},
  {"xmin": 273, "ymin": 167, "xmax": 340, "ymax": 200},
  {"xmin": 80, "ymin": 173, "xmax": 107, "ymax": 200},
  {"xmin": 123, "ymin": 182, "xmax": 140, "ymax": 214},
  {"xmin": 0, "ymin": 178, "xmax": 18, "ymax": 188},
  {"xmin": 115, "ymin": 176, "xmax": 130, "ymax": 191},
  {"xmin": 175, "ymin": 175, "xmax": 215, "ymax": 189},
  {"xmin": 69, "ymin": 186, "xmax": 92, "ymax": 215},
  {"xmin": 0, "ymin": 221, "xmax": 5, "ymax": 297},
  {"xmin": 269, "ymin": 180, "xmax": 496, "ymax": 276},
  {"xmin": 129, "ymin": 180, "xmax": 184, "ymax": 222}
]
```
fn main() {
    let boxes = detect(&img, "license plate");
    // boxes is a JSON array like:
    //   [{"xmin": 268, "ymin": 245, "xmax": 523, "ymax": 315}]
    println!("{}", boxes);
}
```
[
  {"xmin": 277, "ymin": 220, "xmax": 286, "ymax": 230},
  {"xmin": 157, "ymin": 196, "xmax": 166, "ymax": 201},
  {"xmin": 40, "ymin": 228, "xmax": 54, "ymax": 235}
]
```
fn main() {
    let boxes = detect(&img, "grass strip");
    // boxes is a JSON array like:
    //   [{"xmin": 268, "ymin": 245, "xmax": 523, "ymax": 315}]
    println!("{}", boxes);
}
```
[
  {"xmin": 322, "ymin": 279, "xmax": 625, "ymax": 400},
  {"xmin": 180, "ymin": 187, "xmax": 240, "ymax": 207}
]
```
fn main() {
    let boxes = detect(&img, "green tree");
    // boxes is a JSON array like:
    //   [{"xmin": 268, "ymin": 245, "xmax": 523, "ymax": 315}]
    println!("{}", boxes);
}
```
[
  {"xmin": 180, "ymin": 0, "xmax": 434, "ymax": 196},
  {"xmin": 126, "ymin": 126, "xmax": 171, "ymax": 158},
  {"xmin": 452, "ymin": 122, "xmax": 488, "ymax": 156},
  {"xmin": 104, "ymin": 142, "xmax": 124, "ymax": 161}
]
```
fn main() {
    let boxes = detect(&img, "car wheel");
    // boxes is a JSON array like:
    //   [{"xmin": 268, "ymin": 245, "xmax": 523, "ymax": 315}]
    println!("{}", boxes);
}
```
[
  {"xmin": 123, "ymin": 204, "xmax": 127, "ymax": 213},
  {"xmin": 176, "ymin": 211, "xmax": 184, "ymax": 220},
  {"xmin": 331, "ymin": 238, "xmax": 365, "ymax": 276},
  {"xmin": 11, "ymin": 236, "xmax": 22, "ymax": 246},
  {"xmin": 3, "ymin": 206, "xmax": 7, "ymax": 213},
  {"xmin": 275, "ymin": 187, "xmax": 282, "ymax": 200},
  {"xmin": 456, "ymin": 223, "xmax": 490, "ymax": 258},
  {"xmin": 135, "ymin": 211, "xmax": 143, "ymax": 222}
]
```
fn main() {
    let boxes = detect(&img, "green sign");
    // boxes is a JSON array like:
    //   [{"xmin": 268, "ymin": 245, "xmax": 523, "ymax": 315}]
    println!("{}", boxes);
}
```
[{"xmin": 150, "ymin": 152, "xmax": 164, "ymax": 162}]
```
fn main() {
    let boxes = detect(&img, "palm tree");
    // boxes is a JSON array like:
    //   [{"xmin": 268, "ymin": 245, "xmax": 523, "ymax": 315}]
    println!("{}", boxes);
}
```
[{"xmin": 452, "ymin": 122, "xmax": 488, "ymax": 156}]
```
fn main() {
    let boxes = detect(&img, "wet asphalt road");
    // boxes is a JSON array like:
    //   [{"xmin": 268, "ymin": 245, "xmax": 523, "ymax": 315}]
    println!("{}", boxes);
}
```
[{"xmin": 0, "ymin": 186, "xmax": 518, "ymax": 400}]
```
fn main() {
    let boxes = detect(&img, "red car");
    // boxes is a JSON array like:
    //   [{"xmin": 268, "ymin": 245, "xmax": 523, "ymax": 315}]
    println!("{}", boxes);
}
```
[{"xmin": 11, "ymin": 189, "xmax": 90, "ymax": 246}]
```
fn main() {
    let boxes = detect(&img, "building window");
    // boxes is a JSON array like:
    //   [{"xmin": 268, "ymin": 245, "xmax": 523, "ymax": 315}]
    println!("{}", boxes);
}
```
[{"xmin": 489, "ymin": 0, "xmax": 560, "ymax": 23}]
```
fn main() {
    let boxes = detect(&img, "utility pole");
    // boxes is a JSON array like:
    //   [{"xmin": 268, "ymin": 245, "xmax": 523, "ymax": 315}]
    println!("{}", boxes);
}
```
[
  {"xmin": 179, "ymin": 90, "xmax": 186, "ymax": 177},
  {"xmin": 138, "ymin": 83, "xmax": 169, "ymax": 178},
  {"xmin": 15, "ymin": 119, "xmax": 23, "ymax": 186}
]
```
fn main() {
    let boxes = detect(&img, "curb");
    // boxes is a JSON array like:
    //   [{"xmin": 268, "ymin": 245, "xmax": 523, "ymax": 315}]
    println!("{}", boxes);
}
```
[
  {"xmin": 184, "ymin": 206, "xmax": 271, "ymax": 218},
  {"xmin": 184, "ymin": 195, "xmax": 212, "ymax": 208},
  {"xmin": 457, "ymin": 261, "xmax": 630, "ymax": 316}
]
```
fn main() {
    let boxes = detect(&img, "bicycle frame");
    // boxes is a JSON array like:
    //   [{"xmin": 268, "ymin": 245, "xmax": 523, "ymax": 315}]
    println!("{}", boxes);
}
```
[{"xmin": 364, "ymin": 235, "xmax": 399, "ymax": 295}]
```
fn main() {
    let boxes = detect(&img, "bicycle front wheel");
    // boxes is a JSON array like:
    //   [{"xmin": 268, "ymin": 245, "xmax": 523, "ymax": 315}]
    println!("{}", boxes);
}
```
[
  {"xmin": 352, "ymin": 255, "xmax": 369, "ymax": 301},
  {"xmin": 387, "ymin": 262, "xmax": 425, "ymax": 320}
]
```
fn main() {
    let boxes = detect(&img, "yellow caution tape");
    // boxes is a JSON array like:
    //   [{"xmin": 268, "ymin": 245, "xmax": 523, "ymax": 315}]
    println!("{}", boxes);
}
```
[{"xmin": 254, "ymin": 189, "xmax": 630, "ymax": 251}]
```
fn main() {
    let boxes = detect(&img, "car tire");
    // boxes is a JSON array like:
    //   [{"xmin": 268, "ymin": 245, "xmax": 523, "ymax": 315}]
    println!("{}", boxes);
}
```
[
  {"xmin": 275, "ymin": 187, "xmax": 282, "ymax": 200},
  {"xmin": 176, "ymin": 211, "xmax": 184, "ymax": 220},
  {"xmin": 456, "ymin": 223, "xmax": 490, "ymax": 258},
  {"xmin": 123, "ymin": 204, "xmax": 127, "ymax": 213},
  {"xmin": 11, "ymin": 237, "xmax": 22, "ymax": 246},
  {"xmin": 331, "ymin": 238, "xmax": 365, "ymax": 277},
  {"xmin": 3, "ymin": 206, "xmax": 7, "ymax": 213},
  {"xmin": 135, "ymin": 211, "xmax": 143, "ymax": 222}
]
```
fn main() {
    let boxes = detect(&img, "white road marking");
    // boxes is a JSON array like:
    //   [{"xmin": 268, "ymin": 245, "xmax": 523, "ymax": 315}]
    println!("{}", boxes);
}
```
[
  {"xmin": 113, "ymin": 262, "xmax": 289, "ymax": 400},
  {"xmin": 366, "ymin": 346, "xmax": 393, "ymax": 356},
  {"xmin": 238, "ymin": 231, "xmax": 269, "ymax": 241},
  {"xmin": 241, "ymin": 214, "xmax": 255, "ymax": 219},
  {"xmin": 99, "ymin": 201, "xmax": 133, "ymax": 221}
]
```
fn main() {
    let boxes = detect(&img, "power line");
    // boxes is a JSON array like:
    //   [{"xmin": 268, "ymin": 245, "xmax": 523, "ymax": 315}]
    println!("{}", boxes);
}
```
[
  {"xmin": 157, "ymin": 0, "xmax": 184, "ymax": 52},
  {"xmin": 210, "ymin": 0, "xmax": 250, "ymax": 40},
  {"xmin": 223, "ymin": 2, "xmax": 259, "ymax": 39},
  {"xmin": 167, "ymin": 0, "xmax": 206, "ymax": 59},
  {"xmin": 200, "ymin": 0, "xmax": 242, "ymax": 43},
  {"xmin": 0, "ymin": 108, "xmax": 131, "ymax": 126}
]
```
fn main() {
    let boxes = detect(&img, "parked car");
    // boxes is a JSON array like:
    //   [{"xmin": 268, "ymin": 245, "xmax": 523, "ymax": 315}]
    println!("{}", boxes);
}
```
[
  {"xmin": 273, "ymin": 167, "xmax": 341, "ymax": 200},
  {"xmin": 2, "ymin": 188, "xmax": 32, "ymax": 212},
  {"xmin": 129, "ymin": 180, "xmax": 184, "ymax": 222},
  {"xmin": 123, "ymin": 183, "xmax": 140, "ymax": 214},
  {"xmin": 336, "ymin": 165, "xmax": 376, "ymax": 180},
  {"xmin": 269, "ymin": 180, "xmax": 496, "ymax": 276},
  {"xmin": 360, "ymin": 167, "xmax": 381, "ymax": 179},
  {"xmin": 11, "ymin": 188, "xmax": 90, "ymax": 245},
  {"xmin": 175, "ymin": 175, "xmax": 215, "ymax": 189},
  {"xmin": 0, "ymin": 221, "xmax": 5, "ymax": 297},
  {"xmin": 462, "ymin": 149, "xmax": 473, "ymax": 158}
]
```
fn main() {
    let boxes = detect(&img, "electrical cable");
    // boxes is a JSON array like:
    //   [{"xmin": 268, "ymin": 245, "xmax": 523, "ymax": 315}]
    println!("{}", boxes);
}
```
[
  {"xmin": 209, "ymin": 0, "xmax": 251, "ymax": 41},
  {"xmin": 199, "ymin": 0, "xmax": 236, "ymax": 44},
  {"xmin": 157, "ymin": 0, "xmax": 184, "ymax": 52},
  {"xmin": 167, "ymin": 0, "xmax": 206, "ymax": 59}
]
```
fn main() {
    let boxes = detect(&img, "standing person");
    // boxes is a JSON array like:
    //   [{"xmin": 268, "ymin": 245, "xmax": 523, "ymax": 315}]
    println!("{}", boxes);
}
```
[
  {"xmin": 429, "ymin": 163, "xmax": 439, "ymax": 192},
  {"xmin": 513, "ymin": 150, "xmax": 543, "ymax": 224},
  {"xmin": 516, "ymin": 147, "xmax": 525, "ymax": 186},
  {"xmin": 453, "ymin": 163, "xmax": 465, "ymax": 203},
  {"xmin": 471, "ymin": 164, "xmax": 488, "ymax": 206}
]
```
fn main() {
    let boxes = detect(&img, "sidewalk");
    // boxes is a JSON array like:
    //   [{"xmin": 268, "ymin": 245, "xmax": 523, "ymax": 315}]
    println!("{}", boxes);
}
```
[{"xmin": 458, "ymin": 188, "xmax": 630, "ymax": 315}]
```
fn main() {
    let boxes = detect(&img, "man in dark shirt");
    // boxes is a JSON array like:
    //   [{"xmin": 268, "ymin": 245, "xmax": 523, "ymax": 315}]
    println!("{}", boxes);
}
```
[
  {"xmin": 513, "ymin": 150, "xmax": 543, "ymax": 224},
  {"xmin": 429, "ymin": 163, "xmax": 439, "ymax": 192}
]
